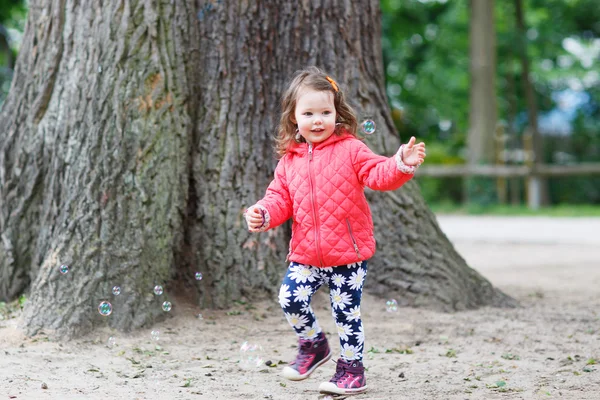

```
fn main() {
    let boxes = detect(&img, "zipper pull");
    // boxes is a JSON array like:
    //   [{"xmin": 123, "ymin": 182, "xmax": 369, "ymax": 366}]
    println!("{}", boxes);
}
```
[{"xmin": 308, "ymin": 143, "xmax": 313, "ymax": 160}]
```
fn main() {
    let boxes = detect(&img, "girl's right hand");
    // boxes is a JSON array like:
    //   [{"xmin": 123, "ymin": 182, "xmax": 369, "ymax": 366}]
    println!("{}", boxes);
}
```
[{"xmin": 245, "ymin": 206, "xmax": 264, "ymax": 232}]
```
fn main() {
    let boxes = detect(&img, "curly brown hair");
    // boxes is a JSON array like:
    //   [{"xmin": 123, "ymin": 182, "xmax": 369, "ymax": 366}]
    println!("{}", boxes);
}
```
[{"xmin": 275, "ymin": 66, "xmax": 359, "ymax": 157}]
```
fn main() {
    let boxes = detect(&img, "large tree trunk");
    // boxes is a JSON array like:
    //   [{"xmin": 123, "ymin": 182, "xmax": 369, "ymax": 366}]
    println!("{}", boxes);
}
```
[{"xmin": 0, "ymin": 0, "xmax": 515, "ymax": 339}]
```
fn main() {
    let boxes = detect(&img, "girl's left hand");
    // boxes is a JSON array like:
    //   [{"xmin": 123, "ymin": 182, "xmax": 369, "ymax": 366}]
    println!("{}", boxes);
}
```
[{"xmin": 402, "ymin": 136, "xmax": 426, "ymax": 166}]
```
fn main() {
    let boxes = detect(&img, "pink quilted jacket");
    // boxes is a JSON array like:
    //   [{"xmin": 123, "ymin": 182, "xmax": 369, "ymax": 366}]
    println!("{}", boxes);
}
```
[{"xmin": 254, "ymin": 130, "xmax": 415, "ymax": 267}]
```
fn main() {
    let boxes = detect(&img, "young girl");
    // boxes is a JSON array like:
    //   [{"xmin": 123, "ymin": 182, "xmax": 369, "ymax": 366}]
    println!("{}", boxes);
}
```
[{"xmin": 244, "ymin": 66, "xmax": 426, "ymax": 395}]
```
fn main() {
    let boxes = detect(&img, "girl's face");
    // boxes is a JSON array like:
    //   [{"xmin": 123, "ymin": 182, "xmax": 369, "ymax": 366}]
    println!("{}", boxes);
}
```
[{"xmin": 293, "ymin": 88, "xmax": 337, "ymax": 145}]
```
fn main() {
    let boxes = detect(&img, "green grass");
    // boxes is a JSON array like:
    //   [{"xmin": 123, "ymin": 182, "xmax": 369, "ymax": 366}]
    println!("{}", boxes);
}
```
[{"xmin": 430, "ymin": 202, "xmax": 600, "ymax": 217}]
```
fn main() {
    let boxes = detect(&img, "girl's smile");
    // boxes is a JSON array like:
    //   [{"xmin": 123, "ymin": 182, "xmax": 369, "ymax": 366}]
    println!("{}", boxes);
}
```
[{"xmin": 293, "ymin": 89, "xmax": 337, "ymax": 144}]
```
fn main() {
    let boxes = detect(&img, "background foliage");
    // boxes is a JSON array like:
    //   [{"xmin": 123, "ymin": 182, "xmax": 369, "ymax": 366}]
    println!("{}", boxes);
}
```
[
  {"xmin": 381, "ymin": 0, "xmax": 600, "ymax": 206},
  {"xmin": 0, "ymin": 0, "xmax": 26, "ymax": 104}
]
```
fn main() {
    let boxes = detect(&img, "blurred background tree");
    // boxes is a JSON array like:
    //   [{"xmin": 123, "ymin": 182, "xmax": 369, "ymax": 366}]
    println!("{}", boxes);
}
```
[{"xmin": 381, "ymin": 0, "xmax": 600, "ymax": 207}]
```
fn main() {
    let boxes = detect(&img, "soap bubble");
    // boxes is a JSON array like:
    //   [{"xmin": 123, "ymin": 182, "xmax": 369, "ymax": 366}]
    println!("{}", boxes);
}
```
[
  {"xmin": 197, "ymin": 313, "xmax": 203, "ymax": 320},
  {"xmin": 151, "ymin": 330, "xmax": 160, "ymax": 341},
  {"xmin": 98, "ymin": 301, "xmax": 113, "ymax": 316},
  {"xmin": 112, "ymin": 286, "xmax": 121, "ymax": 296},
  {"xmin": 59, "ymin": 264, "xmax": 69, "ymax": 274},
  {"xmin": 162, "ymin": 301, "xmax": 172, "ymax": 312},
  {"xmin": 153, "ymin": 285, "xmax": 163, "ymax": 296},
  {"xmin": 386, "ymin": 299, "xmax": 398, "ymax": 312},
  {"xmin": 239, "ymin": 341, "xmax": 264, "ymax": 370},
  {"xmin": 195, "ymin": 272, "xmax": 203, "ymax": 281},
  {"xmin": 361, "ymin": 119, "xmax": 376, "ymax": 135},
  {"xmin": 106, "ymin": 336, "xmax": 116, "ymax": 348}
]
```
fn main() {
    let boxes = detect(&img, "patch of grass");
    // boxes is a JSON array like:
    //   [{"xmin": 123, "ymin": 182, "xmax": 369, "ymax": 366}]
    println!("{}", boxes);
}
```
[
  {"xmin": 0, "ymin": 299, "xmax": 23, "ymax": 320},
  {"xmin": 501, "ymin": 353, "xmax": 520, "ymax": 360},
  {"xmin": 385, "ymin": 346, "xmax": 413, "ymax": 354},
  {"xmin": 431, "ymin": 203, "xmax": 600, "ymax": 217},
  {"xmin": 444, "ymin": 349, "xmax": 457, "ymax": 358}
]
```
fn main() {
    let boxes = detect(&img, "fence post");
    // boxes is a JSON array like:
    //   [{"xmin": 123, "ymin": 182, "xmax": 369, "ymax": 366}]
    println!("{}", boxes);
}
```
[
  {"xmin": 495, "ymin": 124, "xmax": 508, "ymax": 204},
  {"xmin": 523, "ymin": 128, "xmax": 541, "ymax": 210}
]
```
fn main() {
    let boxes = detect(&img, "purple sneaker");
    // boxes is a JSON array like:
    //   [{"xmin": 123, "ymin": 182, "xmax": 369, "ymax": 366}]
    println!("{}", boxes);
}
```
[
  {"xmin": 281, "ymin": 332, "xmax": 331, "ymax": 381},
  {"xmin": 318, "ymin": 358, "xmax": 368, "ymax": 394}
]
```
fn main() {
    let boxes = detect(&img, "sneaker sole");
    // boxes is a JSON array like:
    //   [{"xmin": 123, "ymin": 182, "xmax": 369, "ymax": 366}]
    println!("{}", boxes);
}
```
[
  {"xmin": 318, "ymin": 381, "xmax": 368, "ymax": 395},
  {"xmin": 281, "ymin": 350, "xmax": 332, "ymax": 381}
]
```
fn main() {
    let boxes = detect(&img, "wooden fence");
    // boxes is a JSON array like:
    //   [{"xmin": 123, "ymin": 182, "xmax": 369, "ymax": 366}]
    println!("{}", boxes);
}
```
[
  {"xmin": 415, "ymin": 163, "xmax": 600, "ymax": 209},
  {"xmin": 415, "ymin": 163, "xmax": 600, "ymax": 178}
]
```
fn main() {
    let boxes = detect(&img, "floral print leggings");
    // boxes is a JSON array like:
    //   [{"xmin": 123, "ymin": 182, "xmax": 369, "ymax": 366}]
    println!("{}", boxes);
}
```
[{"xmin": 279, "ymin": 261, "xmax": 368, "ymax": 361}]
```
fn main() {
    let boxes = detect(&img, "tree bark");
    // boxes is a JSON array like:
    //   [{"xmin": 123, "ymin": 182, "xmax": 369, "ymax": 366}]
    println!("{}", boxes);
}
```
[{"xmin": 0, "ymin": 0, "xmax": 516, "ymax": 339}]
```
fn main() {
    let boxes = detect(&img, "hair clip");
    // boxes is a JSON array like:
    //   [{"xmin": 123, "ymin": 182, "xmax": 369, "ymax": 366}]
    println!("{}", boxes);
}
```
[{"xmin": 326, "ymin": 76, "xmax": 339, "ymax": 92}]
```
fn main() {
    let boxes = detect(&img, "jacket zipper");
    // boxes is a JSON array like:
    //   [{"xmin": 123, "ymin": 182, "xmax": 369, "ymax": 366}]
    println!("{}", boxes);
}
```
[
  {"xmin": 345, "ymin": 218, "xmax": 362, "ymax": 259},
  {"xmin": 308, "ymin": 143, "xmax": 325, "ymax": 267}
]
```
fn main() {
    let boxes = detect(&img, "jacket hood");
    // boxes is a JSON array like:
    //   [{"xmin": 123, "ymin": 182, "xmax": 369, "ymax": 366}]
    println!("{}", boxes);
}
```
[{"xmin": 288, "ymin": 129, "xmax": 355, "ymax": 156}]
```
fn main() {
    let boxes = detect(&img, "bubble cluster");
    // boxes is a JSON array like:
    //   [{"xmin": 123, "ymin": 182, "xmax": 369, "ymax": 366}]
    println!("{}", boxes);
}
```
[
  {"xmin": 361, "ymin": 119, "xmax": 376, "ymax": 135},
  {"xmin": 151, "ymin": 330, "xmax": 160, "ymax": 341},
  {"xmin": 195, "ymin": 272, "xmax": 203, "ymax": 281},
  {"xmin": 112, "ymin": 286, "xmax": 121, "ymax": 296},
  {"xmin": 162, "ymin": 301, "xmax": 172, "ymax": 312},
  {"xmin": 59, "ymin": 265, "xmax": 69, "ymax": 275},
  {"xmin": 386, "ymin": 299, "xmax": 398, "ymax": 312},
  {"xmin": 98, "ymin": 301, "xmax": 113, "ymax": 316},
  {"xmin": 153, "ymin": 285, "xmax": 163, "ymax": 296},
  {"xmin": 239, "ymin": 342, "xmax": 264, "ymax": 370}
]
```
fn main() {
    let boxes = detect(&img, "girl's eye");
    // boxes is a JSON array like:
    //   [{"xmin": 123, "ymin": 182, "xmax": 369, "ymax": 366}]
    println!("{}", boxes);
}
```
[
  {"xmin": 323, "ymin": 111, "xmax": 331, "ymax": 115},
  {"xmin": 304, "ymin": 112, "xmax": 312, "ymax": 116}
]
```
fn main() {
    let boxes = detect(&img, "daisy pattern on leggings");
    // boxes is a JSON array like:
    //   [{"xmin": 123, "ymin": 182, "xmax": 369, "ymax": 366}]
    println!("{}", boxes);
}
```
[
  {"xmin": 288, "ymin": 263, "xmax": 318, "ymax": 283},
  {"xmin": 341, "ymin": 343, "xmax": 362, "ymax": 360},
  {"xmin": 330, "ymin": 273, "xmax": 346, "ymax": 288},
  {"xmin": 336, "ymin": 322, "xmax": 354, "ymax": 342},
  {"xmin": 330, "ymin": 288, "xmax": 352, "ymax": 310},
  {"xmin": 293, "ymin": 285, "xmax": 312, "ymax": 302},
  {"xmin": 348, "ymin": 267, "xmax": 366, "ymax": 290},
  {"xmin": 301, "ymin": 321, "xmax": 320, "ymax": 340},
  {"xmin": 356, "ymin": 325, "xmax": 365, "ymax": 345},
  {"xmin": 300, "ymin": 302, "xmax": 312, "ymax": 314},
  {"xmin": 285, "ymin": 312, "xmax": 309, "ymax": 330},
  {"xmin": 279, "ymin": 284, "xmax": 291, "ymax": 308},
  {"xmin": 343, "ymin": 305, "xmax": 361, "ymax": 322},
  {"xmin": 279, "ymin": 261, "xmax": 369, "ymax": 361}
]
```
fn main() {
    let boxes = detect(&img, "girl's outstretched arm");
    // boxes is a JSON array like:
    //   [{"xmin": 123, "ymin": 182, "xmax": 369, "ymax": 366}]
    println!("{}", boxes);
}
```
[
  {"xmin": 352, "ymin": 137, "xmax": 426, "ymax": 191},
  {"xmin": 245, "ymin": 159, "xmax": 293, "ymax": 232}
]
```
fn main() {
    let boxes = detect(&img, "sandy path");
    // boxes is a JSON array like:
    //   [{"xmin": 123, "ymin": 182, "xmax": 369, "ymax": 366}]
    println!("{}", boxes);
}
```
[{"xmin": 1, "ymin": 216, "xmax": 599, "ymax": 400}]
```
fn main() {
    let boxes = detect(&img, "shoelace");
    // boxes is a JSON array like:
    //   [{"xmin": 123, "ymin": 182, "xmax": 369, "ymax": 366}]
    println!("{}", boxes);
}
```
[
  {"xmin": 291, "ymin": 341, "xmax": 315, "ymax": 367},
  {"xmin": 331, "ymin": 361, "xmax": 347, "ymax": 382},
  {"xmin": 331, "ymin": 360, "xmax": 363, "ymax": 383}
]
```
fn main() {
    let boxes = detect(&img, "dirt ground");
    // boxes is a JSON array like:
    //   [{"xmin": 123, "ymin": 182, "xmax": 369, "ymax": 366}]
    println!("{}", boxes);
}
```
[{"xmin": 1, "ymin": 216, "xmax": 599, "ymax": 400}]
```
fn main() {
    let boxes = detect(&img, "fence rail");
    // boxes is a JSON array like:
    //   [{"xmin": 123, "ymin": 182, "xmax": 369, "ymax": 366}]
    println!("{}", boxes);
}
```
[{"xmin": 415, "ymin": 163, "xmax": 600, "ymax": 178}]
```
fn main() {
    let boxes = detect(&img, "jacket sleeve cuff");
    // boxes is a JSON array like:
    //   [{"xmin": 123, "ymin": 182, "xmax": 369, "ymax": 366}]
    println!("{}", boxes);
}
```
[
  {"xmin": 395, "ymin": 145, "xmax": 417, "ymax": 174},
  {"xmin": 247, "ymin": 204, "xmax": 270, "ymax": 232}
]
